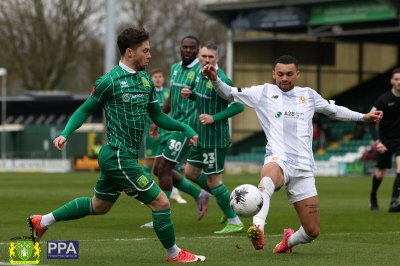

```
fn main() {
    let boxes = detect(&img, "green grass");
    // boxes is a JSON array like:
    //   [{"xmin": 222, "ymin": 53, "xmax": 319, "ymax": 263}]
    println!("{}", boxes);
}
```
[{"xmin": 1, "ymin": 172, "xmax": 399, "ymax": 265}]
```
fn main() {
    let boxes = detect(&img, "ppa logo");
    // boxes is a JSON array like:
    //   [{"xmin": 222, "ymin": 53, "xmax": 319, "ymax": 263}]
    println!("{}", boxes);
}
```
[{"xmin": 47, "ymin": 240, "xmax": 79, "ymax": 259}]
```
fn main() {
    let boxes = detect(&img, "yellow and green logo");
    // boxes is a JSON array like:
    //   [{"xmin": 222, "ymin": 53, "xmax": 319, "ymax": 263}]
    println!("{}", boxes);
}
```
[
  {"xmin": 9, "ymin": 237, "xmax": 40, "ymax": 264},
  {"xmin": 187, "ymin": 71, "xmax": 195, "ymax": 80},
  {"xmin": 206, "ymin": 80, "xmax": 213, "ymax": 89},
  {"xmin": 136, "ymin": 175, "xmax": 150, "ymax": 188},
  {"xmin": 141, "ymin": 77, "xmax": 150, "ymax": 87}
]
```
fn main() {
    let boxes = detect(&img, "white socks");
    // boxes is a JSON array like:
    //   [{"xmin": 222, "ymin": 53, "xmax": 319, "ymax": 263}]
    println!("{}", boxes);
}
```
[
  {"xmin": 166, "ymin": 244, "xmax": 181, "ymax": 258},
  {"xmin": 227, "ymin": 216, "xmax": 242, "ymax": 225},
  {"xmin": 253, "ymin": 176, "xmax": 275, "ymax": 231},
  {"xmin": 288, "ymin": 226, "xmax": 315, "ymax": 247},
  {"xmin": 40, "ymin": 213, "xmax": 56, "ymax": 228}
]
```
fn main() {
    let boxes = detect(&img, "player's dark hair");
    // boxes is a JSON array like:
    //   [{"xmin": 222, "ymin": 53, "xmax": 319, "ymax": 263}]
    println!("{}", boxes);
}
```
[
  {"xmin": 117, "ymin": 27, "xmax": 149, "ymax": 56},
  {"xmin": 150, "ymin": 68, "xmax": 163, "ymax": 76},
  {"xmin": 200, "ymin": 41, "xmax": 218, "ymax": 53},
  {"xmin": 274, "ymin": 55, "xmax": 299, "ymax": 69},
  {"xmin": 181, "ymin": 35, "xmax": 200, "ymax": 48},
  {"xmin": 391, "ymin": 68, "xmax": 400, "ymax": 78}
]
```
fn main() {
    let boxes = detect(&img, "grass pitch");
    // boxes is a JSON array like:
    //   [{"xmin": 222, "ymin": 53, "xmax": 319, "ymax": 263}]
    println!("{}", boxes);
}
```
[{"xmin": 1, "ymin": 172, "xmax": 399, "ymax": 265}]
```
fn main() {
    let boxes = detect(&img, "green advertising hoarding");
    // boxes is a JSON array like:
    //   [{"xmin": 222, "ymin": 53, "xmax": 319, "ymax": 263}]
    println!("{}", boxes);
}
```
[{"xmin": 310, "ymin": 0, "xmax": 397, "ymax": 25}]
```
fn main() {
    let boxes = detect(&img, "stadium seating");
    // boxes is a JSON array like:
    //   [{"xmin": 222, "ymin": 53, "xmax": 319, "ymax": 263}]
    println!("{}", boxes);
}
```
[{"xmin": 228, "ymin": 121, "xmax": 372, "ymax": 163}]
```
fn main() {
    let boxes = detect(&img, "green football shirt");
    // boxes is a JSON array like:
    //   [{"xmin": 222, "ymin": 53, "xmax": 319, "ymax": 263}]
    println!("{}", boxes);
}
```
[
  {"xmin": 193, "ymin": 68, "xmax": 235, "ymax": 148},
  {"xmin": 144, "ymin": 86, "xmax": 170, "ymax": 139},
  {"xmin": 169, "ymin": 59, "xmax": 201, "ymax": 128},
  {"xmin": 91, "ymin": 63, "xmax": 157, "ymax": 155}
]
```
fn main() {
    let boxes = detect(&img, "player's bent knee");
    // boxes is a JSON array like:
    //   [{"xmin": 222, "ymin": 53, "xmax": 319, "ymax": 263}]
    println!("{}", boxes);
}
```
[
  {"xmin": 92, "ymin": 197, "xmax": 113, "ymax": 215},
  {"xmin": 184, "ymin": 171, "xmax": 197, "ymax": 180},
  {"xmin": 92, "ymin": 204, "xmax": 112, "ymax": 215},
  {"xmin": 147, "ymin": 192, "xmax": 170, "ymax": 211}
]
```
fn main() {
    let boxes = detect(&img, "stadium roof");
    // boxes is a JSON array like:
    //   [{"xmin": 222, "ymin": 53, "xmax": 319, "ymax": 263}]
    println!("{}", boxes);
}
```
[{"xmin": 203, "ymin": 0, "xmax": 400, "ymax": 44}]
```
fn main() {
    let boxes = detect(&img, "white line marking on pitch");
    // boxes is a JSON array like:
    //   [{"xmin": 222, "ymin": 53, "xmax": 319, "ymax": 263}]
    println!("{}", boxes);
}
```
[{"xmin": 1, "ymin": 231, "xmax": 399, "ymax": 245}]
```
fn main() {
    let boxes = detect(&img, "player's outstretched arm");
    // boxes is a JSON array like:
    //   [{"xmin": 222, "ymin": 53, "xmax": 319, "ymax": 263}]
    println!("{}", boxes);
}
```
[
  {"xmin": 362, "ymin": 110, "xmax": 383, "ymax": 123},
  {"xmin": 147, "ymin": 102, "xmax": 198, "ymax": 145},
  {"xmin": 53, "ymin": 97, "xmax": 100, "ymax": 151},
  {"xmin": 327, "ymin": 104, "xmax": 382, "ymax": 123}
]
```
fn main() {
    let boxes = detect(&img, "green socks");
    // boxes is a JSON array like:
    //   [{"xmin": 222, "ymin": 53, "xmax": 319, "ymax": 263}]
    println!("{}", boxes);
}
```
[
  {"xmin": 174, "ymin": 176, "xmax": 201, "ymax": 199},
  {"xmin": 152, "ymin": 209, "xmax": 175, "ymax": 249},
  {"xmin": 164, "ymin": 190, "xmax": 172, "ymax": 199},
  {"xmin": 143, "ymin": 165, "xmax": 152, "ymax": 178},
  {"xmin": 211, "ymin": 184, "xmax": 236, "ymax": 219},
  {"xmin": 194, "ymin": 173, "xmax": 212, "ymax": 194},
  {"xmin": 52, "ymin": 197, "xmax": 95, "ymax": 221}
]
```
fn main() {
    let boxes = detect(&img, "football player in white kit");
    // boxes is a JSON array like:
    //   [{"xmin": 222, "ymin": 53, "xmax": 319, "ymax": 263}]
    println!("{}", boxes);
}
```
[{"xmin": 202, "ymin": 55, "xmax": 383, "ymax": 253}]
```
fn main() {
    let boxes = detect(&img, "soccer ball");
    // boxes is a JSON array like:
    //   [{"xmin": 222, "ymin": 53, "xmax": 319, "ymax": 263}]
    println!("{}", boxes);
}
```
[{"xmin": 230, "ymin": 184, "xmax": 263, "ymax": 217}]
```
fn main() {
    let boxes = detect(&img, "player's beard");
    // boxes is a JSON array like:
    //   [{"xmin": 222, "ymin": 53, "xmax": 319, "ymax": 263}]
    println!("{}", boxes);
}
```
[
  {"xmin": 133, "ymin": 59, "xmax": 148, "ymax": 71},
  {"xmin": 278, "ymin": 83, "xmax": 294, "ymax": 92},
  {"xmin": 135, "ymin": 62, "xmax": 147, "ymax": 71}
]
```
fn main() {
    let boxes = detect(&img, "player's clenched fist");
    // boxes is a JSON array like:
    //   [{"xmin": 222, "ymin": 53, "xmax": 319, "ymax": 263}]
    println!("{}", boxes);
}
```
[{"xmin": 53, "ymin": 136, "xmax": 67, "ymax": 151}]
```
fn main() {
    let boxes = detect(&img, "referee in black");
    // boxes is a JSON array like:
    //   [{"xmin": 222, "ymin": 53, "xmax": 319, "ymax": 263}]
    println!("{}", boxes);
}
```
[{"xmin": 369, "ymin": 68, "xmax": 400, "ymax": 212}]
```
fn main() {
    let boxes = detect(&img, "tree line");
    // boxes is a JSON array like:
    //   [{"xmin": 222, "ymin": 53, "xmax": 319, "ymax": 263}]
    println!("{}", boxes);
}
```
[{"xmin": 0, "ymin": 0, "xmax": 225, "ymax": 95}]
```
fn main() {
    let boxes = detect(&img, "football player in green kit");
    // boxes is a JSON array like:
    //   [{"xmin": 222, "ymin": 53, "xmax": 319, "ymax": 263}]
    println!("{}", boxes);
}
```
[
  {"xmin": 181, "ymin": 41, "xmax": 244, "ymax": 233},
  {"xmin": 27, "ymin": 28, "xmax": 205, "ymax": 263},
  {"xmin": 151, "ymin": 36, "xmax": 210, "ymax": 221}
]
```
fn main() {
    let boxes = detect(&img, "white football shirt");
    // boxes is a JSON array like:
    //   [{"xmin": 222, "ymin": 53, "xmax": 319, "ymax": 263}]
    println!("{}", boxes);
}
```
[{"xmin": 232, "ymin": 83, "xmax": 336, "ymax": 172}]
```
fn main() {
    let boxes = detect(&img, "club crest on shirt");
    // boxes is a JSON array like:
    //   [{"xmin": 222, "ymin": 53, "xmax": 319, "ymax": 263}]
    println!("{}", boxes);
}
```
[
  {"xmin": 298, "ymin": 95, "xmax": 308, "ymax": 104},
  {"xmin": 187, "ymin": 71, "xmax": 195, "ymax": 80},
  {"xmin": 206, "ymin": 80, "xmax": 213, "ymax": 89},
  {"xmin": 141, "ymin": 77, "xmax": 150, "ymax": 87}
]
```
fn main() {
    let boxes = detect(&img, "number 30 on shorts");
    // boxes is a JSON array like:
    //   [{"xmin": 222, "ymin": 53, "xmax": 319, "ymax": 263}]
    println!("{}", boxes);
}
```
[{"xmin": 168, "ymin": 139, "xmax": 182, "ymax": 152}]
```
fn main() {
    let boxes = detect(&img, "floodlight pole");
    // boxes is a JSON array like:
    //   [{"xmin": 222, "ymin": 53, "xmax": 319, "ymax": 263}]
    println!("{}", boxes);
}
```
[
  {"xmin": 104, "ymin": 0, "xmax": 116, "ymax": 73},
  {"xmin": 0, "ymin": 68, "xmax": 7, "ymax": 159}
]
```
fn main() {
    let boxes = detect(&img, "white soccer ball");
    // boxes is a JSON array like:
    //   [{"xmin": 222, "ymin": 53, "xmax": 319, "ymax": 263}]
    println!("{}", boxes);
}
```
[{"xmin": 230, "ymin": 184, "xmax": 263, "ymax": 217}]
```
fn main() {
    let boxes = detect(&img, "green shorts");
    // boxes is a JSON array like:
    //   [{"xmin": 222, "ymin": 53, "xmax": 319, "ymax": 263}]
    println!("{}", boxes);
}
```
[
  {"xmin": 161, "ymin": 131, "xmax": 191, "ymax": 163},
  {"xmin": 95, "ymin": 144, "xmax": 161, "ymax": 204},
  {"xmin": 187, "ymin": 144, "xmax": 227, "ymax": 174},
  {"xmin": 144, "ymin": 135, "xmax": 163, "ymax": 158}
]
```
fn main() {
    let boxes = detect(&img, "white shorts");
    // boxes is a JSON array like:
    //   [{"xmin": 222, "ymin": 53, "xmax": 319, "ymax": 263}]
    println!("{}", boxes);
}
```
[{"xmin": 264, "ymin": 155, "xmax": 317, "ymax": 203}]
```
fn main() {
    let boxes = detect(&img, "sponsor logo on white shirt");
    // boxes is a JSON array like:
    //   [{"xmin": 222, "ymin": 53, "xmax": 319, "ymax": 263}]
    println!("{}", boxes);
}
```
[{"xmin": 283, "ymin": 111, "xmax": 305, "ymax": 120}]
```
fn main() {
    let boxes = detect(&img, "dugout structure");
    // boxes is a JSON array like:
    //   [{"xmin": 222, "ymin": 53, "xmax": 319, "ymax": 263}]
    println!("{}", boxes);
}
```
[{"xmin": 0, "ymin": 91, "xmax": 103, "ymax": 160}]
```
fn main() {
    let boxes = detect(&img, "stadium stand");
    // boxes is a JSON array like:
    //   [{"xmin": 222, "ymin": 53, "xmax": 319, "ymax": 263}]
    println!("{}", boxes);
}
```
[{"xmin": 0, "ymin": 92, "xmax": 103, "ymax": 161}]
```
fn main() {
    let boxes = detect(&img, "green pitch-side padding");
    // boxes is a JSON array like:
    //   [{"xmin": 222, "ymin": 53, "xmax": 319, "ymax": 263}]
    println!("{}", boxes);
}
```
[{"xmin": 152, "ymin": 209, "xmax": 175, "ymax": 249}]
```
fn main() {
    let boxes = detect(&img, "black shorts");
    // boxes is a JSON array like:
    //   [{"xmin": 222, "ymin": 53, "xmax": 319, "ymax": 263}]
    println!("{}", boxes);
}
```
[{"xmin": 376, "ymin": 141, "xmax": 400, "ymax": 169}]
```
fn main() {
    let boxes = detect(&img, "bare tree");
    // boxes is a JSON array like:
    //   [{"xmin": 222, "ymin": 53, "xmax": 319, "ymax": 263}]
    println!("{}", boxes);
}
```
[
  {"xmin": 120, "ymin": 0, "xmax": 227, "ymax": 76},
  {"xmin": 0, "ymin": 0, "xmax": 102, "ymax": 93}
]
